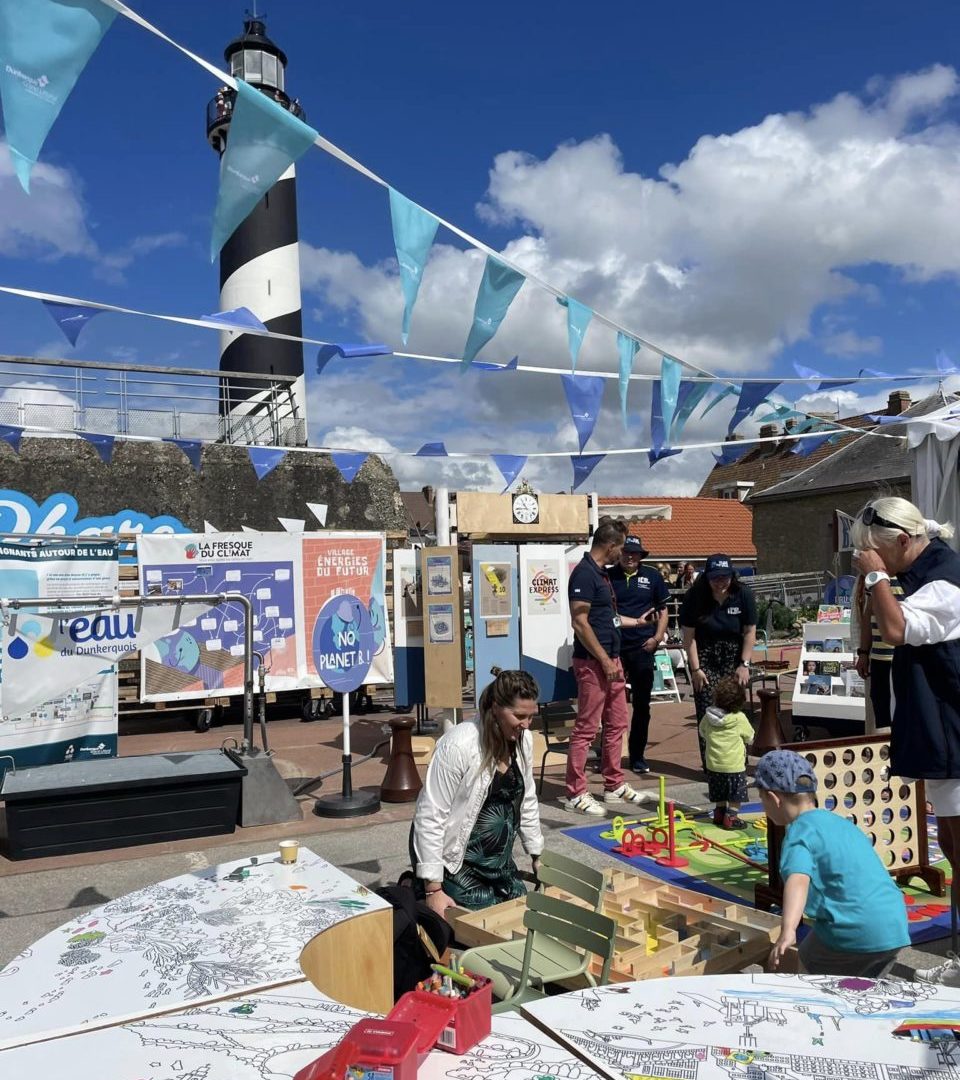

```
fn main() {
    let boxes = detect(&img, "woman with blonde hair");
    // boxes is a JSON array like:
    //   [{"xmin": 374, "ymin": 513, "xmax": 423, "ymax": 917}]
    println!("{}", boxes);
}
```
[
  {"xmin": 412, "ymin": 668, "xmax": 543, "ymax": 915},
  {"xmin": 852, "ymin": 496, "xmax": 960, "ymax": 985}
]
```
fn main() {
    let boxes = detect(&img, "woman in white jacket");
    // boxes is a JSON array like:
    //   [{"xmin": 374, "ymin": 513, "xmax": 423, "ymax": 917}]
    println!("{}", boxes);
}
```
[{"xmin": 412, "ymin": 668, "xmax": 544, "ymax": 918}]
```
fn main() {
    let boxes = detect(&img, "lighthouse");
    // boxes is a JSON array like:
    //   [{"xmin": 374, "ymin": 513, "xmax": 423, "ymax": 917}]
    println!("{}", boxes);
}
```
[{"xmin": 207, "ymin": 16, "xmax": 307, "ymax": 445}]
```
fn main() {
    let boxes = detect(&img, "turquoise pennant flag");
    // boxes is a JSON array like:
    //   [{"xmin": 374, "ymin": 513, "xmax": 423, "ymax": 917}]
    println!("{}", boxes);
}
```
[
  {"xmin": 565, "ymin": 297, "xmax": 593, "ymax": 372},
  {"xmin": 389, "ymin": 188, "xmax": 439, "ymax": 345},
  {"xmin": 701, "ymin": 383, "xmax": 740, "ymax": 418},
  {"xmin": 670, "ymin": 381, "xmax": 712, "ymax": 441},
  {"xmin": 211, "ymin": 80, "xmax": 319, "ymax": 260},
  {"xmin": 660, "ymin": 356, "xmax": 682, "ymax": 437},
  {"xmin": 0, "ymin": 0, "xmax": 116, "ymax": 192},
  {"xmin": 617, "ymin": 333, "xmax": 640, "ymax": 428},
  {"xmin": 462, "ymin": 257, "xmax": 525, "ymax": 367}
]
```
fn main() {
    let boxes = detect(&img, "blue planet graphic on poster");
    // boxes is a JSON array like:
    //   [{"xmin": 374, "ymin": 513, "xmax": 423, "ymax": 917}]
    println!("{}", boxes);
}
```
[
  {"xmin": 155, "ymin": 629, "xmax": 201, "ymax": 674},
  {"xmin": 312, "ymin": 593, "xmax": 374, "ymax": 693}
]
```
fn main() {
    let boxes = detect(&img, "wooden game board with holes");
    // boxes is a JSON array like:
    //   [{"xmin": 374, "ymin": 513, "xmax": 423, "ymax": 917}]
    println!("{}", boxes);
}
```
[
  {"xmin": 755, "ymin": 733, "xmax": 947, "ymax": 911},
  {"xmin": 452, "ymin": 865, "xmax": 786, "ymax": 986}
]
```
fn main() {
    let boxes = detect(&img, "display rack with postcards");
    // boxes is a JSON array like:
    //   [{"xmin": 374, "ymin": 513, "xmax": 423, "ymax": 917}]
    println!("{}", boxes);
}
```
[{"xmin": 791, "ymin": 616, "xmax": 865, "ymax": 724}]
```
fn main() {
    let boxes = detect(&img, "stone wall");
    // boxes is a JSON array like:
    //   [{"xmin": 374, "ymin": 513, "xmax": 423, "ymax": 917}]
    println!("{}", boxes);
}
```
[
  {"xmin": 751, "ymin": 482, "xmax": 910, "ymax": 574},
  {"xmin": 0, "ymin": 438, "xmax": 408, "ymax": 534}
]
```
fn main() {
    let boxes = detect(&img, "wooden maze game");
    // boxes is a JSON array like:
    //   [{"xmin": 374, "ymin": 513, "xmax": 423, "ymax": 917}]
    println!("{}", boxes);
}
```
[
  {"xmin": 452, "ymin": 865, "xmax": 785, "ymax": 985},
  {"xmin": 755, "ymin": 733, "xmax": 947, "ymax": 910}
]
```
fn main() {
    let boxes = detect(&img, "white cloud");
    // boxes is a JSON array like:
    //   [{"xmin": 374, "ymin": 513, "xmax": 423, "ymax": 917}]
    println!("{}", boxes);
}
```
[{"xmin": 302, "ymin": 65, "xmax": 960, "ymax": 493}]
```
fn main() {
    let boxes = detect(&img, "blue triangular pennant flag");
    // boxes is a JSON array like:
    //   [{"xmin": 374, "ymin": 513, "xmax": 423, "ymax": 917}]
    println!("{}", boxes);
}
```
[
  {"xmin": 650, "ymin": 379, "xmax": 669, "ymax": 456},
  {"xmin": 474, "ymin": 355, "xmax": 519, "ymax": 372},
  {"xmin": 201, "ymin": 306, "xmax": 268, "ymax": 332},
  {"xmin": 867, "ymin": 414, "xmax": 905, "ymax": 425},
  {"xmin": 648, "ymin": 446, "xmax": 682, "ymax": 466},
  {"xmin": 561, "ymin": 373, "xmax": 605, "ymax": 452},
  {"xmin": 79, "ymin": 431, "xmax": 113, "ymax": 464},
  {"xmin": 617, "ymin": 333, "xmax": 640, "ymax": 427},
  {"xmin": 165, "ymin": 438, "xmax": 203, "ymax": 471},
  {"xmin": 701, "ymin": 383, "xmax": 740, "ymax": 418},
  {"xmin": 248, "ymin": 446, "xmax": 287, "ymax": 480},
  {"xmin": 793, "ymin": 363, "xmax": 822, "ymax": 393},
  {"xmin": 564, "ymin": 297, "xmax": 593, "ymax": 372},
  {"xmin": 728, "ymin": 381, "xmax": 781, "ymax": 435},
  {"xmin": 316, "ymin": 341, "xmax": 391, "ymax": 376},
  {"xmin": 491, "ymin": 454, "xmax": 526, "ymax": 492},
  {"xmin": 0, "ymin": 0, "xmax": 116, "ymax": 192},
  {"xmin": 416, "ymin": 442, "xmax": 448, "ymax": 457},
  {"xmin": 331, "ymin": 451, "xmax": 368, "ymax": 483},
  {"xmin": 211, "ymin": 79, "xmax": 319, "ymax": 260},
  {"xmin": 791, "ymin": 433, "xmax": 836, "ymax": 457},
  {"xmin": 571, "ymin": 454, "xmax": 605, "ymax": 491},
  {"xmin": 713, "ymin": 441, "xmax": 753, "ymax": 467},
  {"xmin": 389, "ymin": 188, "xmax": 439, "ymax": 345},
  {"xmin": 937, "ymin": 350, "xmax": 958, "ymax": 376},
  {"xmin": 462, "ymin": 257, "xmax": 525, "ymax": 367},
  {"xmin": 670, "ymin": 381, "xmax": 712, "ymax": 441},
  {"xmin": 0, "ymin": 424, "xmax": 23, "ymax": 454},
  {"xmin": 660, "ymin": 356, "xmax": 682, "ymax": 437},
  {"xmin": 42, "ymin": 300, "xmax": 101, "ymax": 347},
  {"xmin": 858, "ymin": 367, "xmax": 896, "ymax": 379}
]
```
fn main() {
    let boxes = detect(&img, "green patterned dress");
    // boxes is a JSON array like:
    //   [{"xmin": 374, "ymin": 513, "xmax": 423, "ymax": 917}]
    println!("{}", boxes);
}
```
[{"xmin": 442, "ymin": 755, "xmax": 527, "ymax": 910}]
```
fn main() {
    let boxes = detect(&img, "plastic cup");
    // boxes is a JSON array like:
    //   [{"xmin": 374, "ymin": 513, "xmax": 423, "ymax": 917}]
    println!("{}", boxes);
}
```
[{"xmin": 279, "ymin": 840, "xmax": 300, "ymax": 865}]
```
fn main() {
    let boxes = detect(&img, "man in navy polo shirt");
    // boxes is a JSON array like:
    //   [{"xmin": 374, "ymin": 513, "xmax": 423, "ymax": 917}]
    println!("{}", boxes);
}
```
[
  {"xmin": 564, "ymin": 522, "xmax": 649, "ymax": 816},
  {"xmin": 610, "ymin": 536, "xmax": 671, "ymax": 774}
]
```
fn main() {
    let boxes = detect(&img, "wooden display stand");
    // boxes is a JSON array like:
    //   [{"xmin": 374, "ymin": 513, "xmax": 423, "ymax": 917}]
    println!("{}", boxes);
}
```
[
  {"xmin": 791, "ymin": 621, "xmax": 864, "ymax": 730},
  {"xmin": 453, "ymin": 865, "xmax": 782, "ymax": 985},
  {"xmin": 754, "ymin": 733, "xmax": 946, "ymax": 911},
  {"xmin": 419, "ymin": 546, "xmax": 465, "ymax": 709}
]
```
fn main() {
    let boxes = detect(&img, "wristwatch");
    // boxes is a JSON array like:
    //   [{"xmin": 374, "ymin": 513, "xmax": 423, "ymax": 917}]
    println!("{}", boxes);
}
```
[{"xmin": 864, "ymin": 570, "xmax": 891, "ymax": 591}]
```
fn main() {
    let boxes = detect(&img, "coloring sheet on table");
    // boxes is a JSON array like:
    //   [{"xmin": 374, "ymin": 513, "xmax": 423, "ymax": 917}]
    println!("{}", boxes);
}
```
[
  {"xmin": 0, "ymin": 848, "xmax": 387, "ymax": 1050},
  {"xmin": 0, "ymin": 984, "xmax": 589, "ymax": 1080},
  {"xmin": 523, "ymin": 973, "xmax": 960, "ymax": 1080}
]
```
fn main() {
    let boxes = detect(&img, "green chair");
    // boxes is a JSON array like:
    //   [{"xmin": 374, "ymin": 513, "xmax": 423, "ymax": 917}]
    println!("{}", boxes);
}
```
[
  {"xmin": 459, "ymin": 891, "xmax": 616, "ymax": 1013},
  {"xmin": 534, "ymin": 849, "xmax": 606, "ymax": 911}
]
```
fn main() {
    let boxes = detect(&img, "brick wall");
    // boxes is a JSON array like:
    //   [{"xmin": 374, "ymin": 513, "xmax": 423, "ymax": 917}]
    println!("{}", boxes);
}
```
[{"xmin": 751, "ymin": 482, "xmax": 910, "ymax": 574}]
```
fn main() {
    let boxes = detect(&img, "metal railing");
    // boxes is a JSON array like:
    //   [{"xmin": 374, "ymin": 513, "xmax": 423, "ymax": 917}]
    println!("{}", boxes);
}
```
[
  {"xmin": 0, "ymin": 353, "xmax": 305, "ymax": 446},
  {"xmin": 747, "ymin": 571, "xmax": 826, "ymax": 607}
]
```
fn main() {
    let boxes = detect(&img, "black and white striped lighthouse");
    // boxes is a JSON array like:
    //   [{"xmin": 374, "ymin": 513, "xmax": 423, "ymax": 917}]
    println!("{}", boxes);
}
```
[{"xmin": 207, "ymin": 16, "xmax": 307, "ymax": 445}]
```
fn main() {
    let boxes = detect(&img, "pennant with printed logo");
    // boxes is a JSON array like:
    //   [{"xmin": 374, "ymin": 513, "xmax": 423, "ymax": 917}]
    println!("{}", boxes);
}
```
[
  {"xmin": 0, "ymin": 424, "xmax": 23, "ymax": 454},
  {"xmin": 563, "ymin": 297, "xmax": 593, "ymax": 372},
  {"xmin": 0, "ymin": 0, "xmax": 116, "ymax": 192},
  {"xmin": 561, "ymin": 373, "xmax": 605, "ymax": 452},
  {"xmin": 728, "ymin": 381, "xmax": 781, "ymax": 435},
  {"xmin": 42, "ymin": 300, "xmax": 101, "ymax": 346},
  {"xmin": 164, "ymin": 438, "xmax": 203, "ymax": 471},
  {"xmin": 389, "ymin": 187, "xmax": 439, "ymax": 345},
  {"xmin": 571, "ymin": 454, "xmax": 604, "ymax": 491},
  {"xmin": 211, "ymin": 79, "xmax": 319, "ymax": 260},
  {"xmin": 79, "ymin": 430, "xmax": 113, "ymax": 464},
  {"xmin": 247, "ymin": 445, "xmax": 287, "ymax": 480},
  {"xmin": 670, "ymin": 381, "xmax": 712, "ymax": 441},
  {"xmin": 462, "ymin": 257, "xmax": 525, "ymax": 367},
  {"xmin": 617, "ymin": 332, "xmax": 640, "ymax": 427},
  {"xmin": 491, "ymin": 454, "xmax": 526, "ymax": 492},
  {"xmin": 331, "ymin": 452, "xmax": 368, "ymax": 483}
]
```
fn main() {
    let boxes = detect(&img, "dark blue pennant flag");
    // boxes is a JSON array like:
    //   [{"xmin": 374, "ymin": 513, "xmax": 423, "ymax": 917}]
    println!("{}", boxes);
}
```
[
  {"xmin": 164, "ymin": 438, "xmax": 203, "ymax": 471},
  {"xmin": 650, "ymin": 379, "xmax": 669, "ymax": 457},
  {"xmin": 416, "ymin": 442, "xmax": 448, "ymax": 456},
  {"xmin": 79, "ymin": 431, "xmax": 114, "ymax": 464},
  {"xmin": 867, "ymin": 414, "xmax": 904, "ymax": 425},
  {"xmin": 474, "ymin": 355, "xmax": 519, "ymax": 372},
  {"xmin": 42, "ymin": 300, "xmax": 101, "ymax": 347},
  {"xmin": 670, "ymin": 381, "xmax": 712, "ymax": 441},
  {"xmin": 728, "ymin": 381, "xmax": 781, "ymax": 435},
  {"xmin": 648, "ymin": 446, "xmax": 682, "ymax": 466},
  {"xmin": 0, "ymin": 424, "xmax": 23, "ymax": 454},
  {"xmin": 491, "ymin": 454, "xmax": 526, "ymax": 491},
  {"xmin": 561, "ymin": 373, "xmax": 605, "ymax": 453},
  {"xmin": 248, "ymin": 446, "xmax": 287, "ymax": 479},
  {"xmin": 201, "ymin": 306, "xmax": 268, "ymax": 332},
  {"xmin": 713, "ymin": 441, "xmax": 753, "ymax": 467},
  {"xmin": 571, "ymin": 454, "xmax": 605, "ymax": 491},
  {"xmin": 316, "ymin": 342, "xmax": 391, "ymax": 376},
  {"xmin": 331, "ymin": 452, "xmax": 369, "ymax": 483},
  {"xmin": 791, "ymin": 433, "xmax": 836, "ymax": 457}
]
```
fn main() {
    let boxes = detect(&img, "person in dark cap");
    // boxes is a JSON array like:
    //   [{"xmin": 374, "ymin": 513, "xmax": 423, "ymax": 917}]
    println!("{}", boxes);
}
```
[{"xmin": 609, "ymin": 535, "xmax": 670, "ymax": 774}]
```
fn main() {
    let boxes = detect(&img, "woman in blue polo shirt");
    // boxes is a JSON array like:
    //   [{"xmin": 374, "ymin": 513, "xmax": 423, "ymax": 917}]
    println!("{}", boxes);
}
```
[
  {"xmin": 679, "ymin": 553, "xmax": 757, "ymax": 730},
  {"xmin": 852, "ymin": 496, "xmax": 960, "ymax": 987}
]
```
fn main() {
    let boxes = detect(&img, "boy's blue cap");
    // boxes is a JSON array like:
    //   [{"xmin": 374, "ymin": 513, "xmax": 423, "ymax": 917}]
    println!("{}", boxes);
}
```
[{"xmin": 753, "ymin": 749, "xmax": 818, "ymax": 794}]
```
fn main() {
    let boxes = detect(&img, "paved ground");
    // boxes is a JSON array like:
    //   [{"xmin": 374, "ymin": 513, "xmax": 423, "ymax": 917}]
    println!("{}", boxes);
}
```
[{"xmin": 0, "ymin": 693, "xmax": 952, "ymax": 977}]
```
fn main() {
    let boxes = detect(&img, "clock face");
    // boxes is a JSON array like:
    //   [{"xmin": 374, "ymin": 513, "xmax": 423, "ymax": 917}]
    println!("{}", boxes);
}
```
[{"xmin": 512, "ymin": 493, "xmax": 540, "ymax": 525}]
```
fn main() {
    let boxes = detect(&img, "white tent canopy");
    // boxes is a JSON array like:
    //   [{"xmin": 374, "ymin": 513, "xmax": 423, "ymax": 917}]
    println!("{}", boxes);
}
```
[{"xmin": 907, "ymin": 401, "xmax": 960, "ymax": 552}]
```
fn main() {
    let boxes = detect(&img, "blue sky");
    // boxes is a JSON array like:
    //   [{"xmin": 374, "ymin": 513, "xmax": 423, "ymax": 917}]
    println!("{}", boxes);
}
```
[{"xmin": 1, "ymin": 0, "xmax": 960, "ymax": 493}]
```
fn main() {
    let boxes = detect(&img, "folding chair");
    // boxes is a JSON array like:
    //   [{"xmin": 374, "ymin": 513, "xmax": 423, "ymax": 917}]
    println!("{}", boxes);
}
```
[{"xmin": 536, "ymin": 701, "xmax": 578, "ymax": 795}]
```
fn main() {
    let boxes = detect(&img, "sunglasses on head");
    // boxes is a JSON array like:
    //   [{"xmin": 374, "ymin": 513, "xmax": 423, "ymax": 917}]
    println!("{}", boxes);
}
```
[{"xmin": 860, "ymin": 506, "xmax": 909, "ymax": 534}]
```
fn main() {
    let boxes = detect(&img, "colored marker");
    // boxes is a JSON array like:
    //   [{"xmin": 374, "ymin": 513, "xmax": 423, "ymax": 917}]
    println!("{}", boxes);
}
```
[{"xmin": 430, "ymin": 963, "xmax": 475, "ymax": 989}]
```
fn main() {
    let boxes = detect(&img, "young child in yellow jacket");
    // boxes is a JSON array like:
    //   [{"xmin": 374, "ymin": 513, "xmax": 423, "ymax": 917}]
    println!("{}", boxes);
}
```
[{"xmin": 698, "ymin": 675, "xmax": 754, "ymax": 829}]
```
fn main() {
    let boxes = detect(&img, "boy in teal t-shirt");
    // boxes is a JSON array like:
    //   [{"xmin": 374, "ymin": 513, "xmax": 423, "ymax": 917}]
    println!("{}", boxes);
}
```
[{"xmin": 756, "ymin": 749, "xmax": 909, "ymax": 976}]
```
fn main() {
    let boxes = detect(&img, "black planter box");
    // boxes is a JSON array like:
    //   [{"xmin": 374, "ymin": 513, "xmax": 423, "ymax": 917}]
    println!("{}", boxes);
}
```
[{"xmin": 0, "ymin": 751, "xmax": 246, "ymax": 860}]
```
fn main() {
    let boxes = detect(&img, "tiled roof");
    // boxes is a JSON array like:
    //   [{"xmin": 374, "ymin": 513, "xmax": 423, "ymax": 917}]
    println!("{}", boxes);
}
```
[{"xmin": 598, "ymin": 496, "xmax": 756, "ymax": 559}]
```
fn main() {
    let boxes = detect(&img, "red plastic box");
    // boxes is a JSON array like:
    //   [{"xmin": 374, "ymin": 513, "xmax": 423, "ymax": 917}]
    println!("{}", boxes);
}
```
[
  {"xmin": 389, "ymin": 973, "xmax": 492, "ymax": 1055},
  {"xmin": 293, "ymin": 1018, "xmax": 419, "ymax": 1080}
]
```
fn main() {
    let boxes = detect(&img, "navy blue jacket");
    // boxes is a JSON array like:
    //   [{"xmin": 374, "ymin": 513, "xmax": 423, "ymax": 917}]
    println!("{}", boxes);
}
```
[{"xmin": 891, "ymin": 539, "xmax": 960, "ymax": 780}]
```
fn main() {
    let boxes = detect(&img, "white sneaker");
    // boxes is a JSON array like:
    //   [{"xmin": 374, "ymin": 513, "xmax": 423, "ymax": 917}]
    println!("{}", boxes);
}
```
[
  {"xmin": 914, "ymin": 953, "xmax": 960, "ymax": 987},
  {"xmin": 604, "ymin": 782, "xmax": 649, "ymax": 805},
  {"xmin": 562, "ymin": 792, "xmax": 607, "ymax": 817}
]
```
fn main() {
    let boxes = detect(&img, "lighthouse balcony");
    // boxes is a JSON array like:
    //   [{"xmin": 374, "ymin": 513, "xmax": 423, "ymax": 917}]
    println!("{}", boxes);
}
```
[{"xmin": 206, "ymin": 87, "xmax": 306, "ymax": 150}]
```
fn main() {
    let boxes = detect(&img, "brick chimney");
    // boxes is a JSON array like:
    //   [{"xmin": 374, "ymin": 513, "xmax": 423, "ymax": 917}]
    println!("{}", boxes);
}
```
[
  {"xmin": 887, "ymin": 390, "xmax": 911, "ymax": 416},
  {"xmin": 785, "ymin": 418, "xmax": 798, "ymax": 432},
  {"xmin": 759, "ymin": 423, "xmax": 780, "ymax": 439}
]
